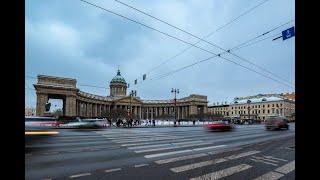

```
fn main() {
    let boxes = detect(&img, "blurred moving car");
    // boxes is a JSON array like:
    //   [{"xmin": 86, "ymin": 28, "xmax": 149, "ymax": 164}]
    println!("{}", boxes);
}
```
[
  {"xmin": 265, "ymin": 117, "xmax": 289, "ymax": 130},
  {"xmin": 25, "ymin": 116, "xmax": 60, "ymax": 136},
  {"xmin": 61, "ymin": 118, "xmax": 107, "ymax": 129},
  {"xmin": 206, "ymin": 120, "xmax": 234, "ymax": 131}
]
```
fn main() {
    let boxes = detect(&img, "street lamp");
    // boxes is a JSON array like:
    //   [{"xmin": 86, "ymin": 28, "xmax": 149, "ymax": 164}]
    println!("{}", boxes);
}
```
[
  {"xmin": 129, "ymin": 90, "xmax": 136, "ymax": 119},
  {"xmin": 247, "ymin": 100, "xmax": 251, "ymax": 123},
  {"xmin": 171, "ymin": 88, "xmax": 179, "ymax": 126}
]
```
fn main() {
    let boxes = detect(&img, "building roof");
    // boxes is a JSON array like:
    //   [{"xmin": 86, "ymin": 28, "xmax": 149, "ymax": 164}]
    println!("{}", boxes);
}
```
[
  {"xmin": 231, "ymin": 96, "xmax": 285, "ymax": 105},
  {"xmin": 110, "ymin": 69, "xmax": 126, "ymax": 84}
]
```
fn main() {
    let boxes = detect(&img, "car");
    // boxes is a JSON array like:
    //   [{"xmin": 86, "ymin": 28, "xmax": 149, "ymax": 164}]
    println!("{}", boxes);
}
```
[
  {"xmin": 61, "ymin": 118, "xmax": 107, "ymax": 129},
  {"xmin": 206, "ymin": 120, "xmax": 234, "ymax": 131},
  {"xmin": 265, "ymin": 117, "xmax": 289, "ymax": 130},
  {"xmin": 25, "ymin": 116, "xmax": 60, "ymax": 139}
]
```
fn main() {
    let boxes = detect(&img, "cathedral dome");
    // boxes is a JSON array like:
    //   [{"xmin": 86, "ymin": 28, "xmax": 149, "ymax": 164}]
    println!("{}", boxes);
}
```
[{"xmin": 110, "ymin": 69, "xmax": 126, "ymax": 84}]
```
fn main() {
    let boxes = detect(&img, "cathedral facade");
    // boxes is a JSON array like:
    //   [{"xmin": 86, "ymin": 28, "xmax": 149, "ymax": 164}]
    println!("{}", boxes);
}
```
[{"xmin": 34, "ymin": 70, "xmax": 208, "ymax": 119}]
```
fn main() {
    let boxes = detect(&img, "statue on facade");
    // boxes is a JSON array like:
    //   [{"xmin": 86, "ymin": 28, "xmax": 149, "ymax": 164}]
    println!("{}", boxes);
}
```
[{"xmin": 45, "ymin": 102, "xmax": 51, "ymax": 112}]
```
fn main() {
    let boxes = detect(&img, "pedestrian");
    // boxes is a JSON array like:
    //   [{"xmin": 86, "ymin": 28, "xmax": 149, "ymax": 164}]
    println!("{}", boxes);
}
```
[
  {"xmin": 193, "ymin": 120, "xmax": 195, "ymax": 125},
  {"xmin": 152, "ymin": 119, "xmax": 155, "ymax": 126}
]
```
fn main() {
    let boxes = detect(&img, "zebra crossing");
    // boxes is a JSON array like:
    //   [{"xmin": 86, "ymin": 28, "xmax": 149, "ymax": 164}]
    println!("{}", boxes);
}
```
[{"xmin": 92, "ymin": 128, "xmax": 295, "ymax": 180}]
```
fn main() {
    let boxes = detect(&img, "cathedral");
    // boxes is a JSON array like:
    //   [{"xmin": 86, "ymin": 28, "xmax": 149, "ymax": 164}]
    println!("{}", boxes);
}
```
[{"xmin": 34, "ymin": 69, "xmax": 208, "ymax": 119}]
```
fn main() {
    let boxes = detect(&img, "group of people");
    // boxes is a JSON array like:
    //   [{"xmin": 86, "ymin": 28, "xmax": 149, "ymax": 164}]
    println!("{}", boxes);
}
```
[
  {"xmin": 115, "ymin": 118, "xmax": 140, "ymax": 127},
  {"xmin": 145, "ymin": 119, "xmax": 156, "ymax": 126}
]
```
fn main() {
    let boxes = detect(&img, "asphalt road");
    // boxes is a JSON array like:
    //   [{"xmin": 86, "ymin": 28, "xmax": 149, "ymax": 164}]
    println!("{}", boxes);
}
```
[{"xmin": 25, "ymin": 123, "xmax": 295, "ymax": 180}]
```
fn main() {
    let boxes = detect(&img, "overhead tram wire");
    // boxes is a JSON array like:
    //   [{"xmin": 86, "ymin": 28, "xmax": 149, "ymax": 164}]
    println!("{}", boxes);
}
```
[
  {"xmin": 115, "ymin": 0, "xmax": 271, "ymax": 75},
  {"xmin": 79, "ymin": 0, "xmax": 294, "ymax": 89},
  {"xmin": 138, "ymin": 31, "xmax": 294, "ymax": 89},
  {"xmin": 148, "ymin": 25, "xmax": 292, "ymax": 83},
  {"xmin": 113, "ymin": 0, "xmax": 293, "ymax": 86}
]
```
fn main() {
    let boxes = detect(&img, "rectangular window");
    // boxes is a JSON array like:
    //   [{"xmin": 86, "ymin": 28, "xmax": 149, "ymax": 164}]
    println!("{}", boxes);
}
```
[
  {"xmin": 272, "ymin": 104, "xmax": 274, "ymax": 107},
  {"xmin": 263, "ymin": 105, "xmax": 265, "ymax": 108},
  {"xmin": 268, "ymin": 104, "xmax": 270, "ymax": 108},
  {"xmin": 267, "ymin": 110, "xmax": 270, "ymax": 114}
]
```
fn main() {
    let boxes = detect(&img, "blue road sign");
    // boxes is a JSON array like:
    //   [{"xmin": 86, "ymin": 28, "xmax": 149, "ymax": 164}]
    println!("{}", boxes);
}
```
[{"xmin": 282, "ymin": 26, "xmax": 295, "ymax": 40}]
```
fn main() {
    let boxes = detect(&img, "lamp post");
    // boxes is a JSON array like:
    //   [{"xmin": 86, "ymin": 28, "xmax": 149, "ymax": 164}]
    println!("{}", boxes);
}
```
[
  {"xmin": 171, "ymin": 88, "xmax": 179, "ymax": 126},
  {"xmin": 247, "ymin": 100, "xmax": 251, "ymax": 124},
  {"xmin": 129, "ymin": 90, "xmax": 136, "ymax": 118}
]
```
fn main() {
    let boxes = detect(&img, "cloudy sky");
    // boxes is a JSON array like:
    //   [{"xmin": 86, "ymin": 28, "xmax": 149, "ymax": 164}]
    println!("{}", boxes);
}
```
[{"xmin": 25, "ymin": 0, "xmax": 295, "ymax": 108}]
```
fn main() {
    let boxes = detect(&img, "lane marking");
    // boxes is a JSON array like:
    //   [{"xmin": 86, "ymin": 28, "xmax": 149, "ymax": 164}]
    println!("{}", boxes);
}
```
[
  {"xmin": 193, "ymin": 145, "xmax": 226, "ymax": 151},
  {"xmin": 251, "ymin": 156, "xmax": 279, "ymax": 163},
  {"xmin": 155, "ymin": 153, "xmax": 208, "ymax": 164},
  {"xmin": 262, "ymin": 155, "xmax": 288, "ymax": 162},
  {"xmin": 134, "ymin": 142, "xmax": 211, "ymax": 153},
  {"xmin": 69, "ymin": 173, "xmax": 91, "ymax": 178},
  {"xmin": 144, "ymin": 145, "xmax": 227, "ymax": 159},
  {"xmin": 171, "ymin": 150, "xmax": 259, "ymax": 173},
  {"xmin": 253, "ymin": 171, "xmax": 284, "ymax": 180},
  {"xmin": 274, "ymin": 160, "xmax": 295, "ymax": 174},
  {"xmin": 250, "ymin": 158, "xmax": 278, "ymax": 166},
  {"xmin": 128, "ymin": 141, "xmax": 203, "ymax": 149},
  {"xmin": 121, "ymin": 138, "xmax": 195, "ymax": 147},
  {"xmin": 225, "ymin": 150, "xmax": 260, "ymax": 160},
  {"xmin": 134, "ymin": 164, "xmax": 149, "ymax": 168},
  {"xmin": 42, "ymin": 152, "xmax": 59, "ymax": 155},
  {"xmin": 190, "ymin": 164, "xmax": 252, "ymax": 180},
  {"xmin": 105, "ymin": 168, "xmax": 122, "ymax": 173},
  {"xmin": 128, "ymin": 143, "xmax": 171, "ymax": 150},
  {"xmin": 145, "ymin": 150, "xmax": 193, "ymax": 158}
]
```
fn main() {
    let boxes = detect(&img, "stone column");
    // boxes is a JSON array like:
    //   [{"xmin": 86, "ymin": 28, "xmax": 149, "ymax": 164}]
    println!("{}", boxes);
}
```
[
  {"xmin": 36, "ymin": 93, "xmax": 48, "ymax": 116},
  {"xmin": 65, "ymin": 96, "xmax": 77, "ymax": 117}
]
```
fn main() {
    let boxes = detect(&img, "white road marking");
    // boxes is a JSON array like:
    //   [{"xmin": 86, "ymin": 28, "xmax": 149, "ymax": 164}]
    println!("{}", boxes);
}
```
[
  {"xmin": 171, "ymin": 157, "xmax": 228, "ymax": 173},
  {"xmin": 193, "ymin": 145, "xmax": 227, "ymax": 151},
  {"xmin": 171, "ymin": 150, "xmax": 259, "ymax": 173},
  {"xmin": 69, "ymin": 172, "xmax": 91, "ymax": 178},
  {"xmin": 128, "ymin": 143, "xmax": 171, "ymax": 150},
  {"xmin": 262, "ymin": 155, "xmax": 288, "ymax": 162},
  {"xmin": 190, "ymin": 164, "xmax": 252, "ymax": 180},
  {"xmin": 144, "ymin": 145, "xmax": 227, "ymax": 159},
  {"xmin": 105, "ymin": 168, "xmax": 122, "ymax": 173},
  {"xmin": 172, "ymin": 140, "xmax": 204, "ymax": 145},
  {"xmin": 134, "ymin": 142, "xmax": 211, "ymax": 153},
  {"xmin": 155, "ymin": 153, "xmax": 208, "ymax": 164},
  {"xmin": 251, "ymin": 156, "xmax": 279, "ymax": 163},
  {"xmin": 145, "ymin": 149, "xmax": 193, "ymax": 158},
  {"xmin": 274, "ymin": 160, "xmax": 295, "ymax": 174},
  {"xmin": 112, "ymin": 137, "xmax": 177, "ymax": 143},
  {"xmin": 253, "ymin": 171, "xmax": 284, "ymax": 180},
  {"xmin": 121, "ymin": 138, "xmax": 195, "ymax": 147},
  {"xmin": 225, "ymin": 150, "xmax": 260, "ymax": 160},
  {"xmin": 134, "ymin": 164, "xmax": 149, "ymax": 168},
  {"xmin": 250, "ymin": 158, "xmax": 278, "ymax": 166},
  {"xmin": 43, "ymin": 152, "xmax": 59, "ymax": 155}
]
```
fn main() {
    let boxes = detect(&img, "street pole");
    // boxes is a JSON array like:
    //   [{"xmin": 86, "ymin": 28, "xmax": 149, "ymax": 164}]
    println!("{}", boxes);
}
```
[{"xmin": 171, "ymin": 88, "xmax": 179, "ymax": 126}]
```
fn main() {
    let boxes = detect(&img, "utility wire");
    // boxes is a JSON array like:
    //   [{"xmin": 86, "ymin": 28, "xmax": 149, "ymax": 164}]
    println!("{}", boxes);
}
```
[
  {"xmin": 116, "ymin": 0, "xmax": 271, "ymax": 75},
  {"xmin": 79, "ymin": 0, "xmax": 293, "ymax": 90},
  {"xmin": 113, "ymin": 0, "xmax": 293, "ymax": 86},
  {"xmin": 141, "ymin": 31, "xmax": 294, "ymax": 89}
]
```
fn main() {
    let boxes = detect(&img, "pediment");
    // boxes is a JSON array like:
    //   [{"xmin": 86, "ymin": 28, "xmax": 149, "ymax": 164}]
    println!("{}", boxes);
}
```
[{"xmin": 115, "ymin": 96, "xmax": 143, "ymax": 104}]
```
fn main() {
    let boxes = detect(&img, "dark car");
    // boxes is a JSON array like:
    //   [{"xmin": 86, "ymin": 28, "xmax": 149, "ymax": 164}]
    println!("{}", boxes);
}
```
[
  {"xmin": 265, "ymin": 117, "xmax": 289, "ymax": 130},
  {"xmin": 206, "ymin": 121, "xmax": 234, "ymax": 131}
]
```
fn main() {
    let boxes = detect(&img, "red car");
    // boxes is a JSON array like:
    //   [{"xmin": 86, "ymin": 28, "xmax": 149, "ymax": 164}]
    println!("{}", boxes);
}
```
[{"xmin": 206, "ymin": 121, "xmax": 234, "ymax": 131}]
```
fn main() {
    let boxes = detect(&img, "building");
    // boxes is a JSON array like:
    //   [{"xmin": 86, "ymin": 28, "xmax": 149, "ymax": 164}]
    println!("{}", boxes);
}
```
[
  {"xmin": 208, "ymin": 93, "xmax": 295, "ymax": 122},
  {"xmin": 207, "ymin": 104, "xmax": 229, "ymax": 116},
  {"xmin": 34, "ymin": 69, "xmax": 208, "ymax": 119},
  {"xmin": 281, "ymin": 92, "xmax": 295, "ymax": 101}
]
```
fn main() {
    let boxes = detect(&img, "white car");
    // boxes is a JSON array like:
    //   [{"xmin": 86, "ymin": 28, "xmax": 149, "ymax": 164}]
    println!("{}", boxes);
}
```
[{"xmin": 61, "ymin": 118, "xmax": 108, "ymax": 129}]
